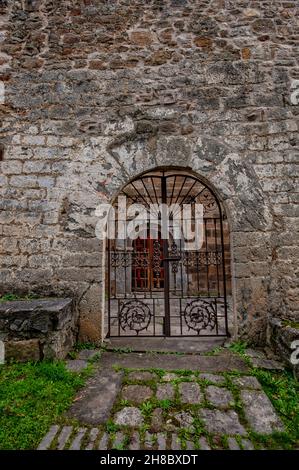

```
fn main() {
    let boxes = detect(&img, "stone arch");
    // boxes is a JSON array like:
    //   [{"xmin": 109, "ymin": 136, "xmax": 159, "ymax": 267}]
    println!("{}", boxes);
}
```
[{"xmin": 102, "ymin": 133, "xmax": 273, "ymax": 343}]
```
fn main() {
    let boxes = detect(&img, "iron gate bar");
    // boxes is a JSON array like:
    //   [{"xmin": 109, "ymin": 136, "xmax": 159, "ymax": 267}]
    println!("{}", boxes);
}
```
[
  {"xmin": 220, "ymin": 210, "xmax": 229, "ymax": 336},
  {"xmin": 161, "ymin": 174, "xmax": 171, "ymax": 336}
]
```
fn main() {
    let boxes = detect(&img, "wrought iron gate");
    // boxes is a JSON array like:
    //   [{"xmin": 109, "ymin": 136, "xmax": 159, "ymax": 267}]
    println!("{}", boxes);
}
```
[{"xmin": 107, "ymin": 170, "xmax": 229, "ymax": 337}]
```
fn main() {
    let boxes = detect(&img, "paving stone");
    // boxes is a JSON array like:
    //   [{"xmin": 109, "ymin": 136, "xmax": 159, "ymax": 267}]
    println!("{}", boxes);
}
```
[
  {"xmin": 199, "ymin": 436, "xmax": 211, "ymax": 450},
  {"xmin": 251, "ymin": 357, "xmax": 284, "ymax": 371},
  {"xmin": 127, "ymin": 371, "xmax": 157, "ymax": 381},
  {"xmin": 68, "ymin": 368, "xmax": 123, "ymax": 424},
  {"xmin": 241, "ymin": 390, "xmax": 285, "ymax": 434},
  {"xmin": 245, "ymin": 349, "xmax": 266, "ymax": 359},
  {"xmin": 112, "ymin": 431, "xmax": 125, "ymax": 448},
  {"xmin": 156, "ymin": 383, "xmax": 175, "ymax": 400},
  {"xmin": 206, "ymin": 385, "xmax": 234, "ymax": 408},
  {"xmin": 77, "ymin": 349, "xmax": 99, "ymax": 361},
  {"xmin": 162, "ymin": 373, "xmax": 178, "ymax": 382},
  {"xmin": 121, "ymin": 385, "xmax": 153, "ymax": 404},
  {"xmin": 227, "ymin": 437, "xmax": 240, "ymax": 450},
  {"xmin": 151, "ymin": 408, "xmax": 164, "ymax": 432},
  {"xmin": 241, "ymin": 438, "xmax": 255, "ymax": 450},
  {"xmin": 65, "ymin": 360, "xmax": 87, "ymax": 372},
  {"xmin": 69, "ymin": 427, "xmax": 87, "ymax": 450},
  {"xmin": 37, "ymin": 425, "xmax": 60, "ymax": 450},
  {"xmin": 108, "ymin": 337, "xmax": 225, "ymax": 354},
  {"xmin": 101, "ymin": 351, "xmax": 249, "ymax": 373},
  {"xmin": 171, "ymin": 434, "xmax": 181, "ymax": 450},
  {"xmin": 232, "ymin": 376, "xmax": 262, "ymax": 390},
  {"xmin": 186, "ymin": 441, "xmax": 194, "ymax": 450},
  {"xmin": 85, "ymin": 428, "xmax": 99, "ymax": 450},
  {"xmin": 199, "ymin": 409, "xmax": 246, "ymax": 436},
  {"xmin": 200, "ymin": 373, "xmax": 226, "ymax": 385},
  {"xmin": 144, "ymin": 432, "xmax": 155, "ymax": 450},
  {"xmin": 57, "ymin": 426, "xmax": 73, "ymax": 450},
  {"xmin": 98, "ymin": 432, "xmax": 109, "ymax": 450},
  {"xmin": 129, "ymin": 432, "xmax": 140, "ymax": 450},
  {"xmin": 171, "ymin": 411, "xmax": 194, "ymax": 430},
  {"xmin": 114, "ymin": 407, "xmax": 144, "ymax": 427},
  {"xmin": 179, "ymin": 382, "xmax": 201, "ymax": 404},
  {"xmin": 157, "ymin": 433, "xmax": 167, "ymax": 450}
]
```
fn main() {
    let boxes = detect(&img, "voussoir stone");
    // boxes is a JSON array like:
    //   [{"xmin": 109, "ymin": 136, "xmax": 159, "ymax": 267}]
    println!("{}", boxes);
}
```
[
  {"xmin": 199, "ymin": 409, "xmax": 247, "ymax": 435},
  {"xmin": 241, "ymin": 390, "xmax": 285, "ymax": 434},
  {"xmin": 114, "ymin": 407, "xmax": 144, "ymax": 427}
]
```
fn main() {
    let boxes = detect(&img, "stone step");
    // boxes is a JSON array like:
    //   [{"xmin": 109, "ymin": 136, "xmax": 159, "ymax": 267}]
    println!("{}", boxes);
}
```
[
  {"xmin": 37, "ymin": 426, "xmax": 255, "ymax": 450},
  {"xmin": 98, "ymin": 432, "xmax": 109, "ymax": 450},
  {"xmin": 85, "ymin": 428, "xmax": 99, "ymax": 450},
  {"xmin": 37, "ymin": 425, "xmax": 60, "ymax": 450},
  {"xmin": 57, "ymin": 426, "xmax": 73, "ymax": 450},
  {"xmin": 69, "ymin": 427, "xmax": 87, "ymax": 450},
  {"xmin": 107, "ymin": 336, "xmax": 225, "ymax": 354},
  {"xmin": 100, "ymin": 351, "xmax": 249, "ymax": 373}
]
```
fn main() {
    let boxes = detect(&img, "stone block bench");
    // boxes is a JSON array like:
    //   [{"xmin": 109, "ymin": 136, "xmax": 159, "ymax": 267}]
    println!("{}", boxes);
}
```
[{"xmin": 0, "ymin": 298, "xmax": 77, "ymax": 361}]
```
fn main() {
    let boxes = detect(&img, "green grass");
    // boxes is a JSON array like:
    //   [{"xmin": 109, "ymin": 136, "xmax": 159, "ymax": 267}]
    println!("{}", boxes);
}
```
[
  {"xmin": 0, "ymin": 361, "xmax": 87, "ymax": 450},
  {"xmin": 74, "ymin": 341, "xmax": 100, "ymax": 351},
  {"xmin": 249, "ymin": 368, "xmax": 299, "ymax": 449},
  {"xmin": 0, "ymin": 293, "xmax": 41, "ymax": 303},
  {"xmin": 282, "ymin": 320, "xmax": 299, "ymax": 329}
]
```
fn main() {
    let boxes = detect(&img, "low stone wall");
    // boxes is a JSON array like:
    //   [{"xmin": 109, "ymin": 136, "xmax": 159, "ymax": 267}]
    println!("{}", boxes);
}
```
[
  {"xmin": 268, "ymin": 317, "xmax": 299, "ymax": 379},
  {"xmin": 0, "ymin": 298, "xmax": 78, "ymax": 361}
]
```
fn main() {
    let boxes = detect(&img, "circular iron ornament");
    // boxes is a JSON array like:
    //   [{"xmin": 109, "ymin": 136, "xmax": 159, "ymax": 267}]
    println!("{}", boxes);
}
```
[
  {"xmin": 184, "ymin": 299, "xmax": 217, "ymax": 334},
  {"xmin": 198, "ymin": 188, "xmax": 217, "ymax": 214},
  {"xmin": 119, "ymin": 300, "xmax": 152, "ymax": 334}
]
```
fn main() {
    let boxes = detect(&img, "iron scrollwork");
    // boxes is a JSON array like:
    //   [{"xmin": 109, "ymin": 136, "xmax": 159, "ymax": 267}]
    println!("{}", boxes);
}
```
[
  {"xmin": 152, "ymin": 240, "xmax": 162, "ymax": 278},
  {"xmin": 169, "ymin": 241, "xmax": 180, "ymax": 274},
  {"xmin": 199, "ymin": 188, "xmax": 217, "ymax": 215},
  {"xmin": 110, "ymin": 251, "xmax": 131, "ymax": 268},
  {"xmin": 182, "ymin": 251, "xmax": 222, "ymax": 267},
  {"xmin": 132, "ymin": 250, "xmax": 149, "ymax": 268},
  {"xmin": 119, "ymin": 300, "xmax": 152, "ymax": 334},
  {"xmin": 183, "ymin": 299, "xmax": 217, "ymax": 334}
]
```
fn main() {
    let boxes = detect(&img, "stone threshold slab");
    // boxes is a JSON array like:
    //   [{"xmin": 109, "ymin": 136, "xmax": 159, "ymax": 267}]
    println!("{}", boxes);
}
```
[
  {"xmin": 100, "ymin": 351, "xmax": 249, "ymax": 373},
  {"xmin": 106, "ymin": 337, "xmax": 225, "ymax": 354}
]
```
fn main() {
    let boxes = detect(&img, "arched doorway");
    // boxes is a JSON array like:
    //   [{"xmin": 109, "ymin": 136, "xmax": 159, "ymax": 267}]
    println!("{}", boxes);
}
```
[{"xmin": 106, "ymin": 168, "xmax": 231, "ymax": 338}]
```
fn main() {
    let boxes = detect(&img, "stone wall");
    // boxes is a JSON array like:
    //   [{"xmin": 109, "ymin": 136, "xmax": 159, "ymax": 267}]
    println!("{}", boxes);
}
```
[{"xmin": 0, "ymin": 0, "xmax": 298, "ymax": 344}]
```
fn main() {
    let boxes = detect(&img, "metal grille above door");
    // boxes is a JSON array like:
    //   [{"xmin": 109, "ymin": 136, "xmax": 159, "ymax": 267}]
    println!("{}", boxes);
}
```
[{"xmin": 107, "ymin": 170, "xmax": 229, "ymax": 337}]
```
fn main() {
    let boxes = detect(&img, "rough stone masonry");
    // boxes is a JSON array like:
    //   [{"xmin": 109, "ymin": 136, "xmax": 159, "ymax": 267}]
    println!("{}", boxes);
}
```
[{"xmin": 0, "ymin": 0, "xmax": 298, "ymax": 345}]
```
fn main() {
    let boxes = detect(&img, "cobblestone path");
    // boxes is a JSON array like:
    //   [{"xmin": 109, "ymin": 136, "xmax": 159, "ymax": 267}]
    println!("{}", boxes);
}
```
[{"xmin": 37, "ymin": 351, "xmax": 285, "ymax": 450}]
